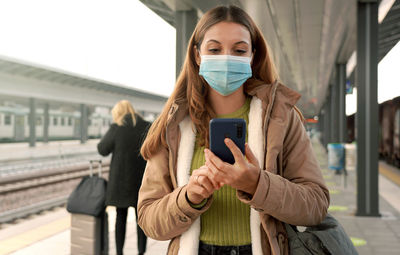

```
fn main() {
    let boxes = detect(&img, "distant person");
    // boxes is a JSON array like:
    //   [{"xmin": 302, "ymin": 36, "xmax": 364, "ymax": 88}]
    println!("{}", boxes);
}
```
[
  {"xmin": 137, "ymin": 5, "xmax": 329, "ymax": 255},
  {"xmin": 98, "ymin": 100, "xmax": 149, "ymax": 255}
]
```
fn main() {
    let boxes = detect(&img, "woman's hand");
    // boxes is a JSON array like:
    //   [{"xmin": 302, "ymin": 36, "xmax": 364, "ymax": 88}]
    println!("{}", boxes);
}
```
[
  {"xmin": 205, "ymin": 139, "xmax": 261, "ymax": 195},
  {"xmin": 186, "ymin": 166, "xmax": 221, "ymax": 204}
]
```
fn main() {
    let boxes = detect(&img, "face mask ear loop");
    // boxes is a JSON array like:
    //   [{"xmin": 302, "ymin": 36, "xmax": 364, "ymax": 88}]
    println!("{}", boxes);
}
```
[
  {"xmin": 249, "ymin": 52, "xmax": 254, "ymax": 69},
  {"xmin": 197, "ymin": 49, "xmax": 203, "ymax": 65},
  {"xmin": 249, "ymin": 53, "xmax": 254, "ymax": 77}
]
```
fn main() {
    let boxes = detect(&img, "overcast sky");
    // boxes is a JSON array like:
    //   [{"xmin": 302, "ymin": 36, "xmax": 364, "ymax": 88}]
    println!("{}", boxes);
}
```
[
  {"xmin": 0, "ymin": 0, "xmax": 399, "ymax": 116},
  {"xmin": 0, "ymin": 0, "xmax": 176, "ymax": 97}
]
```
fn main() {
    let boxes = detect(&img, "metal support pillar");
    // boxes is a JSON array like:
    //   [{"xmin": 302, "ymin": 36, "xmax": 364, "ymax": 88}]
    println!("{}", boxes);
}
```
[
  {"xmin": 329, "ymin": 85, "xmax": 338, "ymax": 142},
  {"xmin": 333, "ymin": 82, "xmax": 341, "ymax": 143},
  {"xmin": 29, "ymin": 98, "xmax": 36, "ymax": 147},
  {"xmin": 80, "ymin": 104, "xmax": 88, "ymax": 144},
  {"xmin": 324, "ymin": 99, "xmax": 331, "ymax": 148},
  {"xmin": 356, "ymin": 0, "xmax": 379, "ymax": 216},
  {"xmin": 337, "ymin": 64, "xmax": 347, "ymax": 143},
  {"xmin": 175, "ymin": 9, "xmax": 197, "ymax": 78},
  {"xmin": 318, "ymin": 111, "xmax": 325, "ymax": 145},
  {"xmin": 43, "ymin": 103, "xmax": 49, "ymax": 143}
]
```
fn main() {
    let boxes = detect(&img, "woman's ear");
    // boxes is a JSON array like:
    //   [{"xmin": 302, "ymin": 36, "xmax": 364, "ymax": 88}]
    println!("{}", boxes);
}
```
[{"xmin": 194, "ymin": 45, "xmax": 201, "ymax": 66}]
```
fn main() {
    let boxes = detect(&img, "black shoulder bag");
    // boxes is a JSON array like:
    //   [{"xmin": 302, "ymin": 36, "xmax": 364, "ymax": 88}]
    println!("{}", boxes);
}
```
[
  {"xmin": 67, "ymin": 160, "xmax": 107, "ymax": 217},
  {"xmin": 284, "ymin": 214, "xmax": 358, "ymax": 255}
]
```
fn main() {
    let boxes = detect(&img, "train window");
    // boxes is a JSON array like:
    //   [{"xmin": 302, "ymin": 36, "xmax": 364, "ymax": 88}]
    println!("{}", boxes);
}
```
[
  {"xmin": 61, "ymin": 117, "xmax": 65, "ymax": 126},
  {"xmin": 88, "ymin": 119, "xmax": 92, "ymax": 126},
  {"xmin": 53, "ymin": 117, "xmax": 58, "ymax": 126},
  {"xmin": 4, "ymin": 114, "xmax": 11, "ymax": 125},
  {"xmin": 36, "ymin": 117, "xmax": 42, "ymax": 125},
  {"xmin": 68, "ymin": 117, "xmax": 72, "ymax": 126}
]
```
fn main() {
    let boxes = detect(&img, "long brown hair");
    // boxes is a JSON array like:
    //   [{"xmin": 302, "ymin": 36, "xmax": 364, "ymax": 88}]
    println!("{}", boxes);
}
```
[{"xmin": 141, "ymin": 5, "xmax": 278, "ymax": 160}]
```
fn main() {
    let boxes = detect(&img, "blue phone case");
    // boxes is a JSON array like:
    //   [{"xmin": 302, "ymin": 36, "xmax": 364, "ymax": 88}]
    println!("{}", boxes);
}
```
[{"xmin": 209, "ymin": 118, "xmax": 246, "ymax": 164}]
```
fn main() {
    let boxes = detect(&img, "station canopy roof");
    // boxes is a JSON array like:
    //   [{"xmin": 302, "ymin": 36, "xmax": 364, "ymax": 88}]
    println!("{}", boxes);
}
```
[
  {"xmin": 0, "ymin": 55, "xmax": 168, "ymax": 113},
  {"xmin": 141, "ymin": 0, "xmax": 400, "ymax": 117},
  {"xmin": 0, "ymin": 55, "xmax": 168, "ymax": 102}
]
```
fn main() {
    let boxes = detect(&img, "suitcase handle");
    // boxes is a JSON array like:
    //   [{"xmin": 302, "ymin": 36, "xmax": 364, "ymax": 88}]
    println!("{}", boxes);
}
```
[{"xmin": 89, "ymin": 159, "xmax": 102, "ymax": 177}]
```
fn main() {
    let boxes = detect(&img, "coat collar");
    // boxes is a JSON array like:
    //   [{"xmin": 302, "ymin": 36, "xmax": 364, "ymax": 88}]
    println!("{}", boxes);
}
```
[{"xmin": 166, "ymin": 79, "xmax": 301, "ymax": 128}]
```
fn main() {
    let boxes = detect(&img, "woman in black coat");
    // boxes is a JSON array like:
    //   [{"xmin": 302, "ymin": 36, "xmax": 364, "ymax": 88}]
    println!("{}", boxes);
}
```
[{"xmin": 97, "ymin": 100, "xmax": 150, "ymax": 255}]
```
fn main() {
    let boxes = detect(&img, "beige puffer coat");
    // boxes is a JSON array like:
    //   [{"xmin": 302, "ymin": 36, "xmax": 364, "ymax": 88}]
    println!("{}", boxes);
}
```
[{"xmin": 138, "ymin": 80, "xmax": 330, "ymax": 255}]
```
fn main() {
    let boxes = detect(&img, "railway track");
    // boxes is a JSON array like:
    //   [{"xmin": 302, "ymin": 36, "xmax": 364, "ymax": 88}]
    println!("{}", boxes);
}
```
[
  {"xmin": 0, "ymin": 160, "xmax": 110, "ymax": 224},
  {"xmin": 0, "ymin": 152, "xmax": 105, "ymax": 177}
]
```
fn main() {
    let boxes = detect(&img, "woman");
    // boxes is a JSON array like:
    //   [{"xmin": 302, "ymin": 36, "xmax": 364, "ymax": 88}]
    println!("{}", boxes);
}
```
[
  {"xmin": 98, "ymin": 100, "xmax": 149, "ymax": 255},
  {"xmin": 138, "ymin": 5, "xmax": 329, "ymax": 255}
]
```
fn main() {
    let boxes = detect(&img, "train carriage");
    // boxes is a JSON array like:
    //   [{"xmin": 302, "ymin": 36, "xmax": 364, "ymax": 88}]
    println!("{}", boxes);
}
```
[
  {"xmin": 346, "ymin": 95, "xmax": 400, "ymax": 167},
  {"xmin": 380, "ymin": 100, "xmax": 395, "ymax": 163},
  {"xmin": 0, "ymin": 106, "xmax": 112, "ymax": 142},
  {"xmin": 391, "ymin": 97, "xmax": 400, "ymax": 166}
]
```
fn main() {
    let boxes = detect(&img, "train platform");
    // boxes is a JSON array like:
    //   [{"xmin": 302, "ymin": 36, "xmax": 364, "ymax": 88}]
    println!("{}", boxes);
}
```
[
  {"xmin": 0, "ymin": 139, "xmax": 100, "ymax": 163},
  {"xmin": 0, "ymin": 207, "xmax": 169, "ymax": 255},
  {"xmin": 0, "ymin": 138, "xmax": 400, "ymax": 255}
]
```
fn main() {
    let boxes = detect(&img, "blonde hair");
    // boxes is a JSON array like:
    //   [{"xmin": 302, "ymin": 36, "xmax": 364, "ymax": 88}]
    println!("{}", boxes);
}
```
[
  {"xmin": 111, "ymin": 100, "xmax": 137, "ymax": 126},
  {"xmin": 141, "ymin": 5, "xmax": 278, "ymax": 160}
]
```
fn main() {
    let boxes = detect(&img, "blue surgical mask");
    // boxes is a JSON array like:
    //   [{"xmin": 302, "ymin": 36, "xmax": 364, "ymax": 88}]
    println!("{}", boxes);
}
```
[{"xmin": 199, "ymin": 54, "xmax": 252, "ymax": 96}]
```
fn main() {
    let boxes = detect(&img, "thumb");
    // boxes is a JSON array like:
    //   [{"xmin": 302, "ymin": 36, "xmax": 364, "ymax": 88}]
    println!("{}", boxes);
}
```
[{"xmin": 245, "ymin": 143, "xmax": 260, "ymax": 167}]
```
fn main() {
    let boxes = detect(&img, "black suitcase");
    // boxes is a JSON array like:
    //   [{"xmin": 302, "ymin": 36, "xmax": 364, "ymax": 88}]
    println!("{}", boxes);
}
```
[{"xmin": 67, "ymin": 160, "xmax": 107, "ymax": 217}]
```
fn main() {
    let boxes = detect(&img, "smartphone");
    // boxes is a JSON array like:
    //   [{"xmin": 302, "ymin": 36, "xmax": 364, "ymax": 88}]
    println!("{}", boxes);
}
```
[{"xmin": 209, "ymin": 118, "xmax": 246, "ymax": 164}]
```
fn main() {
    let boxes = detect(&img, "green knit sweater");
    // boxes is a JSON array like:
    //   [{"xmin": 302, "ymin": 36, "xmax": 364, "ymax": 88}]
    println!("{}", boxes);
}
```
[{"xmin": 190, "ymin": 97, "xmax": 251, "ymax": 246}]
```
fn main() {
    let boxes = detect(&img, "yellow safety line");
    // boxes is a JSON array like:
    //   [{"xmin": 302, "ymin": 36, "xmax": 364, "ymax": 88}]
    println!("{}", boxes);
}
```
[
  {"xmin": 0, "ymin": 216, "xmax": 70, "ymax": 255},
  {"xmin": 379, "ymin": 164, "xmax": 400, "ymax": 187}
]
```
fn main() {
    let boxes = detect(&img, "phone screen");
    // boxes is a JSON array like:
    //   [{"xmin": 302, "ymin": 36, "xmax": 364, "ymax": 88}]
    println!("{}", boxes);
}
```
[{"xmin": 209, "ymin": 118, "xmax": 246, "ymax": 164}]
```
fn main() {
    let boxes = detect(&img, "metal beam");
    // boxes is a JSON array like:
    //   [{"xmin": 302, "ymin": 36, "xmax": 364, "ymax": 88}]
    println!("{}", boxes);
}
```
[
  {"xmin": 337, "ymin": 63, "xmax": 347, "ymax": 143},
  {"xmin": 356, "ymin": 0, "xmax": 380, "ymax": 217},
  {"xmin": 318, "ymin": 111, "xmax": 325, "ymax": 145},
  {"xmin": 379, "ymin": 32, "xmax": 400, "ymax": 44},
  {"xmin": 80, "ymin": 104, "xmax": 88, "ymax": 144},
  {"xmin": 175, "ymin": 9, "xmax": 197, "ymax": 78},
  {"xmin": 43, "ymin": 103, "xmax": 49, "ymax": 143},
  {"xmin": 379, "ymin": 38, "xmax": 400, "ymax": 48},
  {"xmin": 330, "ymin": 84, "xmax": 339, "ymax": 142},
  {"xmin": 324, "ymin": 97, "xmax": 331, "ymax": 148},
  {"xmin": 139, "ymin": 0, "xmax": 174, "ymax": 26},
  {"xmin": 379, "ymin": 20, "xmax": 400, "ymax": 34},
  {"xmin": 381, "ymin": 7, "xmax": 400, "ymax": 23},
  {"xmin": 190, "ymin": 0, "xmax": 242, "ymax": 13},
  {"xmin": 29, "ymin": 98, "xmax": 36, "ymax": 147}
]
